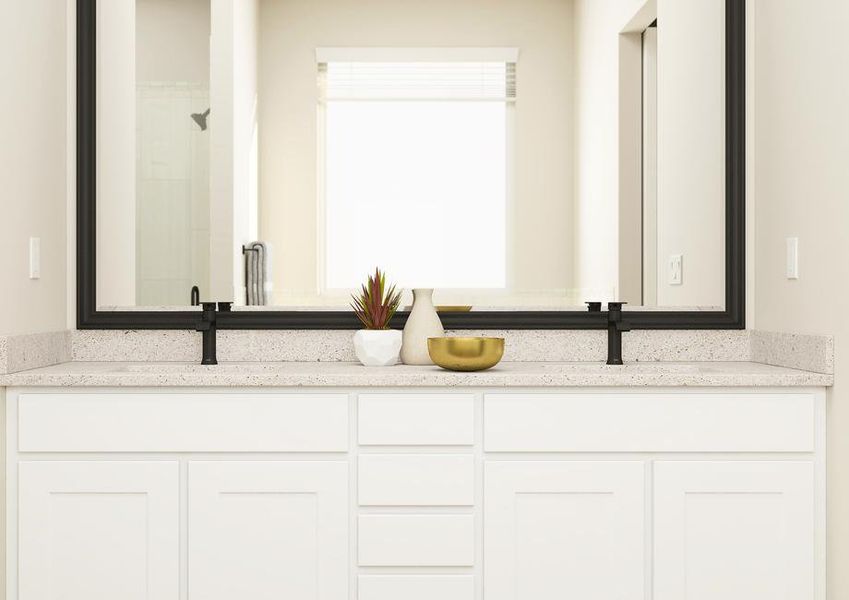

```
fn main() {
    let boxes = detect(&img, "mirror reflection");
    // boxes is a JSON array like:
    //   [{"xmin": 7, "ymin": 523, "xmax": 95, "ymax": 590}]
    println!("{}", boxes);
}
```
[{"xmin": 96, "ymin": 0, "xmax": 725, "ymax": 310}]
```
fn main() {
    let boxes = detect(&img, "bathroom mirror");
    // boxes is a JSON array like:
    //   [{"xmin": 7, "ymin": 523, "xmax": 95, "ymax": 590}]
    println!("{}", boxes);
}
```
[{"xmin": 78, "ymin": 0, "xmax": 744, "ymax": 329}]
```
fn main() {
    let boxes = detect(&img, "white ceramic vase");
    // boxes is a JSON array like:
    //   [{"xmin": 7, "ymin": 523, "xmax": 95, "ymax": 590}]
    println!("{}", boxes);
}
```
[
  {"xmin": 401, "ymin": 289, "xmax": 445, "ymax": 365},
  {"xmin": 353, "ymin": 330, "xmax": 402, "ymax": 367}
]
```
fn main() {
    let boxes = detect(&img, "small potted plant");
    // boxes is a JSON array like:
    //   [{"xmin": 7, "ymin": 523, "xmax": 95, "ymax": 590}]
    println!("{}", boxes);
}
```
[{"xmin": 351, "ymin": 268, "xmax": 403, "ymax": 366}]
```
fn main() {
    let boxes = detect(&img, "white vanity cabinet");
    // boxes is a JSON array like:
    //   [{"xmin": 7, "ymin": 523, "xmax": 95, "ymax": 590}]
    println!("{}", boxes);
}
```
[
  {"xmin": 653, "ymin": 461, "xmax": 816, "ymax": 599},
  {"xmin": 18, "ymin": 461, "xmax": 180, "ymax": 600},
  {"xmin": 484, "ymin": 461, "xmax": 646, "ymax": 599},
  {"xmin": 4, "ymin": 387, "xmax": 825, "ymax": 600},
  {"xmin": 7, "ymin": 391, "xmax": 352, "ymax": 600},
  {"xmin": 482, "ymin": 391, "xmax": 824, "ymax": 600},
  {"xmin": 188, "ymin": 461, "xmax": 349, "ymax": 600}
]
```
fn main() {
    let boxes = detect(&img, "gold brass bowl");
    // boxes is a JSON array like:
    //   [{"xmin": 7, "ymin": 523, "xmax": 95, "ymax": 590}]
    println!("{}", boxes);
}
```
[{"xmin": 427, "ymin": 337, "xmax": 505, "ymax": 372}]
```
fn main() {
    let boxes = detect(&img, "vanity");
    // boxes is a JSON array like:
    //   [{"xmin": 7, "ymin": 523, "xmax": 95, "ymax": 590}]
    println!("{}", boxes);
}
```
[
  {"xmin": 2, "ymin": 361, "xmax": 829, "ymax": 600},
  {"xmin": 22, "ymin": 0, "xmax": 823, "ymax": 597}
]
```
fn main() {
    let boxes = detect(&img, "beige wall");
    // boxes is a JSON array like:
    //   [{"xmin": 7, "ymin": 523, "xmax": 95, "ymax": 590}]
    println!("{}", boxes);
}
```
[
  {"xmin": 136, "ymin": 0, "xmax": 210, "ymax": 84},
  {"xmin": 96, "ymin": 0, "xmax": 136, "ymax": 306},
  {"xmin": 0, "ymin": 2, "xmax": 68, "ymax": 335},
  {"xmin": 576, "ymin": 0, "xmax": 725, "ymax": 307},
  {"xmin": 258, "ymin": 0, "xmax": 575, "ymax": 305},
  {"xmin": 616, "ymin": 1, "xmax": 656, "ymax": 305},
  {"xmin": 573, "ymin": 0, "xmax": 645, "ymax": 301},
  {"xmin": 752, "ymin": 0, "xmax": 849, "ymax": 596},
  {"xmin": 209, "ymin": 0, "xmax": 259, "ymax": 303},
  {"xmin": 655, "ymin": 0, "xmax": 725, "ymax": 307},
  {"xmin": 231, "ymin": 0, "xmax": 260, "ymax": 302}
]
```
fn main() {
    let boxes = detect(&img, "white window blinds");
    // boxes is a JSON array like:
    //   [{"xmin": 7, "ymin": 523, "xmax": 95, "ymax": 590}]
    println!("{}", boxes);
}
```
[
  {"xmin": 319, "ymin": 60, "xmax": 516, "ymax": 102},
  {"xmin": 318, "ymin": 48, "xmax": 514, "ymax": 289}
]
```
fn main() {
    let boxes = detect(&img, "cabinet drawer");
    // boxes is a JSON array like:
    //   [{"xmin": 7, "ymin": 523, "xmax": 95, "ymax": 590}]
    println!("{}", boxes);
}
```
[
  {"xmin": 359, "ymin": 575, "xmax": 474, "ymax": 600},
  {"xmin": 484, "ymin": 392, "xmax": 815, "ymax": 452},
  {"xmin": 358, "ymin": 394, "xmax": 474, "ymax": 445},
  {"xmin": 359, "ymin": 455, "xmax": 474, "ymax": 506},
  {"xmin": 358, "ymin": 515, "xmax": 474, "ymax": 566},
  {"xmin": 18, "ymin": 393, "xmax": 348, "ymax": 452}
]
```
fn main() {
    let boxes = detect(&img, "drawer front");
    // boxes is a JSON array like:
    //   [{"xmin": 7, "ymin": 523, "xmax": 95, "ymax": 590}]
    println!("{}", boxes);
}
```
[
  {"xmin": 18, "ymin": 393, "xmax": 349, "ymax": 452},
  {"xmin": 359, "ymin": 575, "xmax": 474, "ymax": 600},
  {"xmin": 359, "ymin": 455, "xmax": 474, "ymax": 506},
  {"xmin": 358, "ymin": 394, "xmax": 474, "ymax": 445},
  {"xmin": 358, "ymin": 515, "xmax": 474, "ymax": 566},
  {"xmin": 484, "ymin": 392, "xmax": 815, "ymax": 452}
]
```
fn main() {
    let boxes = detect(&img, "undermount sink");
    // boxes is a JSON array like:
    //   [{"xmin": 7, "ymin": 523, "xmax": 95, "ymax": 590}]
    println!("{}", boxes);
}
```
[
  {"xmin": 537, "ymin": 363, "xmax": 707, "ymax": 374},
  {"xmin": 117, "ymin": 363, "xmax": 285, "ymax": 374},
  {"xmin": 114, "ymin": 362, "xmax": 709, "ymax": 374}
]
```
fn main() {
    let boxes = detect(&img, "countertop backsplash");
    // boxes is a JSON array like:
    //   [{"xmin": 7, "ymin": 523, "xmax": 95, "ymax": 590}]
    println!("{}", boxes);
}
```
[{"xmin": 0, "ymin": 328, "xmax": 834, "ymax": 376}]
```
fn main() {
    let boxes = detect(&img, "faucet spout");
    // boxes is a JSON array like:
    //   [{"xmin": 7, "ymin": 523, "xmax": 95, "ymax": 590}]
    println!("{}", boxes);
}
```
[
  {"xmin": 605, "ymin": 302, "xmax": 630, "ymax": 365},
  {"xmin": 196, "ymin": 302, "xmax": 218, "ymax": 365},
  {"xmin": 588, "ymin": 301, "xmax": 631, "ymax": 365}
]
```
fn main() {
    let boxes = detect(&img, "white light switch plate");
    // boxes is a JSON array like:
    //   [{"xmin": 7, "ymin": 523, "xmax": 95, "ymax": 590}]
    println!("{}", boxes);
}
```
[
  {"xmin": 786, "ymin": 237, "xmax": 799, "ymax": 279},
  {"xmin": 29, "ymin": 237, "xmax": 40, "ymax": 280},
  {"xmin": 669, "ymin": 254, "xmax": 683, "ymax": 285}
]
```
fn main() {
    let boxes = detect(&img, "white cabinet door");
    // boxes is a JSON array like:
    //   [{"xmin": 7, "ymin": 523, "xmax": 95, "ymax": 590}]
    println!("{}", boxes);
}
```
[
  {"xmin": 18, "ymin": 461, "xmax": 179, "ymax": 600},
  {"xmin": 484, "ymin": 461, "xmax": 645, "ymax": 600},
  {"xmin": 654, "ymin": 461, "xmax": 815, "ymax": 600},
  {"xmin": 188, "ymin": 461, "xmax": 348, "ymax": 600}
]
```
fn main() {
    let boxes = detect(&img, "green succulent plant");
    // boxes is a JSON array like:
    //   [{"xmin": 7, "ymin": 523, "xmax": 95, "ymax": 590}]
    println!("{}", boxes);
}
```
[{"xmin": 351, "ymin": 268, "xmax": 402, "ymax": 330}]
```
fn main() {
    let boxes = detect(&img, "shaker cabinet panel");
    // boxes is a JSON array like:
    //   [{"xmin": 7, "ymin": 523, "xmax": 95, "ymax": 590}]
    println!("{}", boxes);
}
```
[
  {"xmin": 188, "ymin": 461, "xmax": 348, "ymax": 600},
  {"xmin": 654, "ymin": 461, "xmax": 815, "ymax": 600},
  {"xmin": 18, "ymin": 461, "xmax": 180, "ymax": 600},
  {"xmin": 484, "ymin": 461, "xmax": 645, "ymax": 600}
]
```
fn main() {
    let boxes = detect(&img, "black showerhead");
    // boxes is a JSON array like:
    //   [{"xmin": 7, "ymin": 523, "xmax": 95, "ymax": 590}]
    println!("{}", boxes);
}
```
[{"xmin": 191, "ymin": 108, "xmax": 211, "ymax": 131}]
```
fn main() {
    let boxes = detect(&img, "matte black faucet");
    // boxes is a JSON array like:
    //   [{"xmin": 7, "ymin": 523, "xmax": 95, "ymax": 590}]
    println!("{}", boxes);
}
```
[
  {"xmin": 605, "ymin": 302, "xmax": 631, "ymax": 365},
  {"xmin": 195, "ymin": 301, "xmax": 232, "ymax": 365},
  {"xmin": 586, "ymin": 301, "xmax": 632, "ymax": 365}
]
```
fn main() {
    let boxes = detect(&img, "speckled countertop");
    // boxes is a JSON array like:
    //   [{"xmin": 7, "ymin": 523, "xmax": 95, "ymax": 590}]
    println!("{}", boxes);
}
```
[{"xmin": 0, "ymin": 361, "xmax": 833, "ymax": 388}]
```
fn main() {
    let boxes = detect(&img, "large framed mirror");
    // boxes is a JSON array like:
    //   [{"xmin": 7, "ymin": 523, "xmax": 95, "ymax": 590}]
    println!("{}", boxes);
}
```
[{"xmin": 77, "ymin": 0, "xmax": 744, "ymax": 330}]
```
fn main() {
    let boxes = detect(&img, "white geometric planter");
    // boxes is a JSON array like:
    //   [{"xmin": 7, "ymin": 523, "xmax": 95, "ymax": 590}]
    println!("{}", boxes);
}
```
[{"xmin": 353, "ymin": 330, "xmax": 403, "ymax": 367}]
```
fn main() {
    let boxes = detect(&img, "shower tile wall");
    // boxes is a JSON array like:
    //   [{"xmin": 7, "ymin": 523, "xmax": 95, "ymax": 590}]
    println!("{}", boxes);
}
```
[{"xmin": 136, "ymin": 83, "xmax": 210, "ymax": 306}]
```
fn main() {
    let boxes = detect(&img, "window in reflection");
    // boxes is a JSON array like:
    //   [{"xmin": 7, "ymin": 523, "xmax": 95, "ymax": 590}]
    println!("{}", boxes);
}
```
[{"xmin": 321, "ymin": 59, "xmax": 513, "ymax": 290}]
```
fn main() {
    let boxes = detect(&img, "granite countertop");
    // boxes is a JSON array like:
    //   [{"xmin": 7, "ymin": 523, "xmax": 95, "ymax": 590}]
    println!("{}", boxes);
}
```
[{"xmin": 0, "ymin": 361, "xmax": 833, "ymax": 388}]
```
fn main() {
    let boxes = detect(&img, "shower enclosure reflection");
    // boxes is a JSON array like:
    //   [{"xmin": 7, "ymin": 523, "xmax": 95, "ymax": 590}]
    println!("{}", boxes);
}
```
[{"xmin": 136, "ymin": 82, "xmax": 211, "ymax": 306}]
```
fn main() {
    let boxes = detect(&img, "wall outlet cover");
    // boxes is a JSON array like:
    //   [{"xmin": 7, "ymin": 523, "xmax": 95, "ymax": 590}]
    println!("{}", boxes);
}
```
[{"xmin": 669, "ymin": 254, "xmax": 683, "ymax": 286}]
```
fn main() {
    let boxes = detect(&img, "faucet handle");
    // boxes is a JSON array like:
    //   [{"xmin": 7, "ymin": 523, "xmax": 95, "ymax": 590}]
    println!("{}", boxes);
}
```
[
  {"xmin": 586, "ymin": 301, "xmax": 603, "ymax": 312},
  {"xmin": 218, "ymin": 302, "xmax": 233, "ymax": 312},
  {"xmin": 607, "ymin": 302, "xmax": 627, "ymax": 311},
  {"xmin": 201, "ymin": 302, "xmax": 217, "ymax": 312}
]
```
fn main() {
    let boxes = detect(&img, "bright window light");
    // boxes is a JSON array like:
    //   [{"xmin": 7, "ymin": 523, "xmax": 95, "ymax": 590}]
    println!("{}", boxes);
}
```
[{"xmin": 321, "ymin": 60, "xmax": 512, "ymax": 290}]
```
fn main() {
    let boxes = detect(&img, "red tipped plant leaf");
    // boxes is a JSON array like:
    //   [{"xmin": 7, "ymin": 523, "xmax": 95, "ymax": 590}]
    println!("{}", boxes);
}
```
[{"xmin": 351, "ymin": 268, "xmax": 402, "ymax": 329}]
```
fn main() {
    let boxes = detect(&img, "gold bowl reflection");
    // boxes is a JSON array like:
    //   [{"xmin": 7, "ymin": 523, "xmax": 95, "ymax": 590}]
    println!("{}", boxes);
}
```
[
  {"xmin": 427, "ymin": 337, "xmax": 505, "ymax": 372},
  {"xmin": 436, "ymin": 305, "xmax": 473, "ymax": 313}
]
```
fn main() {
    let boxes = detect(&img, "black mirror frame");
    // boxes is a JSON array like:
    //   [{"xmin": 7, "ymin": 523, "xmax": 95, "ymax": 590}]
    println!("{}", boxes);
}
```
[{"xmin": 76, "ymin": 0, "xmax": 744, "ymax": 331}]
